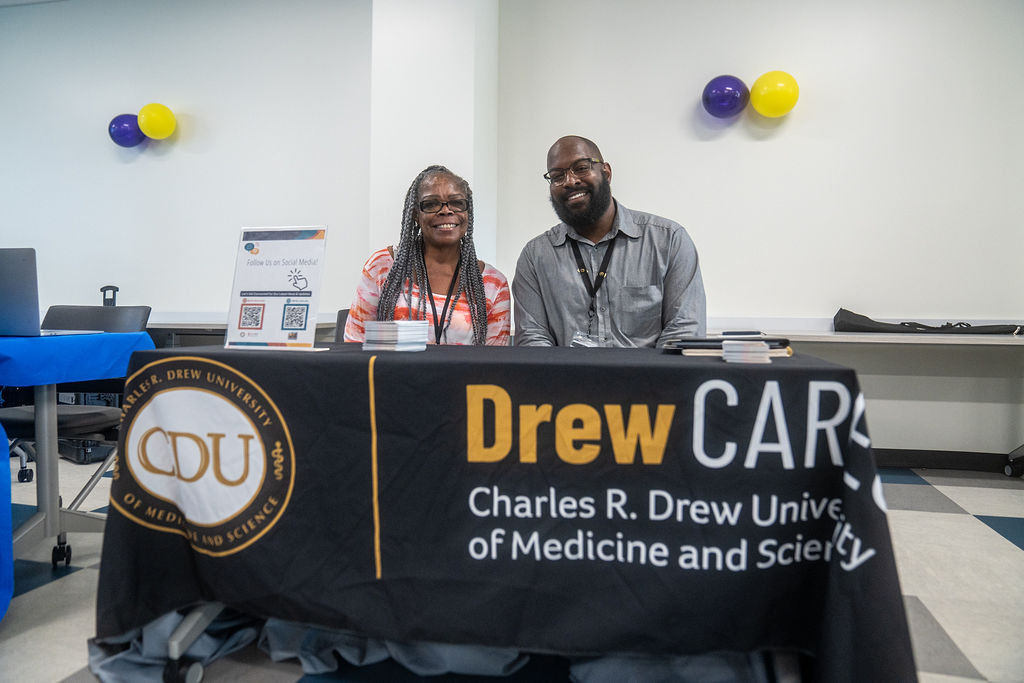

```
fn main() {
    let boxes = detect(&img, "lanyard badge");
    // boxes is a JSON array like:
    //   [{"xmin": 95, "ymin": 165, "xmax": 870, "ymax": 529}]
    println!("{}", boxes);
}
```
[
  {"xmin": 424, "ymin": 260, "xmax": 461, "ymax": 344},
  {"xmin": 569, "ymin": 234, "xmax": 617, "ymax": 336}
]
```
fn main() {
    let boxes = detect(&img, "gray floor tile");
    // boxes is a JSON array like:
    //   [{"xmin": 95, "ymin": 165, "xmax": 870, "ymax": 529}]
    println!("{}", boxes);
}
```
[
  {"xmin": 933, "ymin": 485, "xmax": 1024, "ymax": 518},
  {"xmin": 887, "ymin": 510, "xmax": 1024, "ymax": 606},
  {"xmin": 917, "ymin": 672, "xmax": 987, "ymax": 682},
  {"xmin": 207, "ymin": 640, "xmax": 304, "ymax": 681},
  {"xmin": 884, "ymin": 482, "xmax": 968, "ymax": 513},
  {"xmin": 914, "ymin": 468, "xmax": 1024, "ymax": 491},
  {"xmin": 59, "ymin": 668, "xmax": 99, "ymax": 683},
  {"xmin": 0, "ymin": 566, "xmax": 99, "ymax": 682},
  {"xmin": 904, "ymin": 595, "xmax": 984, "ymax": 679},
  {"xmin": 923, "ymin": 594, "xmax": 1024, "ymax": 683}
]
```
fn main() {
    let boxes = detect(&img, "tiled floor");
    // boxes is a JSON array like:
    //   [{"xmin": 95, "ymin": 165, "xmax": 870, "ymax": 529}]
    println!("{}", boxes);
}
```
[{"xmin": 3, "ymin": 456, "xmax": 1024, "ymax": 682}]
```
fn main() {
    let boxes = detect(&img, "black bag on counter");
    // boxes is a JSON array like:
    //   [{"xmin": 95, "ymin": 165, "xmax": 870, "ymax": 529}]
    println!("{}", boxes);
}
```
[{"xmin": 833, "ymin": 308, "xmax": 1023, "ymax": 335}]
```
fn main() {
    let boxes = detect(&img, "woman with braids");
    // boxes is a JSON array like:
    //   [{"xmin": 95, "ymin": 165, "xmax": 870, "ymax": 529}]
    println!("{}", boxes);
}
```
[{"xmin": 343, "ymin": 165, "xmax": 511, "ymax": 345}]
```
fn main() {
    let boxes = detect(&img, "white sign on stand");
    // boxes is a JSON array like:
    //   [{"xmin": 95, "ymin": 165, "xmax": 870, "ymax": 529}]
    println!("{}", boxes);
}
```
[{"xmin": 225, "ymin": 226, "xmax": 327, "ymax": 350}]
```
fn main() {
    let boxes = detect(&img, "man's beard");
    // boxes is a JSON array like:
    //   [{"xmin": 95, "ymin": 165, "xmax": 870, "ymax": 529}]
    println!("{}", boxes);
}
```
[{"xmin": 550, "ymin": 172, "xmax": 612, "ymax": 230}]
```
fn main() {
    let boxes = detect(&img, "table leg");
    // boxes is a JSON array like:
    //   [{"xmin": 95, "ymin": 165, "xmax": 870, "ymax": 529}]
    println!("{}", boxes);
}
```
[
  {"xmin": 13, "ymin": 384, "xmax": 105, "ymax": 560},
  {"xmin": 33, "ymin": 384, "xmax": 61, "ymax": 538}
]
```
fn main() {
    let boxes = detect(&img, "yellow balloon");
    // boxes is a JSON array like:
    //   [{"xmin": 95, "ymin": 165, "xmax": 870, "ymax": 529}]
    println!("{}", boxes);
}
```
[
  {"xmin": 749, "ymin": 71, "xmax": 799, "ymax": 118},
  {"xmin": 137, "ymin": 103, "xmax": 177, "ymax": 139}
]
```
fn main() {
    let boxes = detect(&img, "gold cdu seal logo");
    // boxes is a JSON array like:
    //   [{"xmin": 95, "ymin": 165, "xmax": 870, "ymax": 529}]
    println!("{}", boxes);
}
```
[{"xmin": 113, "ymin": 356, "xmax": 295, "ymax": 556}]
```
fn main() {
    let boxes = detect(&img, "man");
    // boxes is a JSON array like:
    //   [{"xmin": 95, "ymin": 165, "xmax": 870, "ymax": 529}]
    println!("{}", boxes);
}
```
[{"xmin": 513, "ymin": 135, "xmax": 706, "ymax": 347}]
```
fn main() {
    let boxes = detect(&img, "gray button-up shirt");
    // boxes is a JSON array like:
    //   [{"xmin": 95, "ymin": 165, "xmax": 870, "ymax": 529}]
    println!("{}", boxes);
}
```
[{"xmin": 513, "ymin": 202, "xmax": 706, "ymax": 348}]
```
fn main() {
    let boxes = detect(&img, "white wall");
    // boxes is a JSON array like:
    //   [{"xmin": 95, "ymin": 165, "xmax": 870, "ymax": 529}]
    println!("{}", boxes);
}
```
[
  {"xmin": 368, "ymin": 0, "xmax": 498, "ymax": 266},
  {"xmin": 790, "ymin": 340, "xmax": 1024, "ymax": 453},
  {"xmin": 5, "ymin": 0, "xmax": 1021, "ymax": 325},
  {"xmin": 496, "ymin": 0, "xmax": 1024, "ymax": 322},
  {"xmin": 0, "ymin": 0, "xmax": 373, "ymax": 320},
  {"xmin": 0, "ymin": 0, "xmax": 501, "ymax": 322}
]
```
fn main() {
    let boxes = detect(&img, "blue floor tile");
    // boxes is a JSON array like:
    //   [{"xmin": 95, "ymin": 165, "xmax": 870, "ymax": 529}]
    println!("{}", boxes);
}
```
[
  {"xmin": 878, "ymin": 468, "xmax": 929, "ymax": 485},
  {"xmin": 13, "ymin": 558, "xmax": 82, "ymax": 598},
  {"xmin": 10, "ymin": 502, "xmax": 36, "ymax": 529},
  {"xmin": 976, "ymin": 515, "xmax": 1024, "ymax": 551},
  {"xmin": 13, "ymin": 502, "xmax": 108, "ymax": 518}
]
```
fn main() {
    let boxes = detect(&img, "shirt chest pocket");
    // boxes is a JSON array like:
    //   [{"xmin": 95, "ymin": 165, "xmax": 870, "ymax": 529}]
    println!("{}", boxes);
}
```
[{"xmin": 610, "ymin": 284, "xmax": 662, "ymax": 336}]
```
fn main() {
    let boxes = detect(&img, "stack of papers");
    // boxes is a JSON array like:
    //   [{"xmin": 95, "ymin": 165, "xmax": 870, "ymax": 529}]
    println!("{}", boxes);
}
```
[
  {"xmin": 721, "ymin": 340, "xmax": 773, "ymax": 364},
  {"xmin": 363, "ymin": 320, "xmax": 429, "ymax": 352}
]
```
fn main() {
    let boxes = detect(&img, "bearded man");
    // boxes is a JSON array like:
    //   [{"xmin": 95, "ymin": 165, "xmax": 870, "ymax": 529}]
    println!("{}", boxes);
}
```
[{"xmin": 512, "ymin": 135, "xmax": 706, "ymax": 347}]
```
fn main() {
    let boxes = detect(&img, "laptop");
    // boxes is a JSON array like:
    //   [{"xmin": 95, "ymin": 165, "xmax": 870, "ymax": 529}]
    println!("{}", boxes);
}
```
[{"xmin": 0, "ymin": 248, "xmax": 101, "ymax": 336}]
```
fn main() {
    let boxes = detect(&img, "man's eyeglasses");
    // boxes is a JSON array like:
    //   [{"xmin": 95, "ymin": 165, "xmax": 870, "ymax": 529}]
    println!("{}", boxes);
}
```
[
  {"xmin": 544, "ymin": 158, "xmax": 604, "ymax": 185},
  {"xmin": 418, "ymin": 198, "xmax": 469, "ymax": 213}
]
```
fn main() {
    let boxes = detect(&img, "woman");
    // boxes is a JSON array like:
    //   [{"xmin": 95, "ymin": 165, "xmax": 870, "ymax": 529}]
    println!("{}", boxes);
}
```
[{"xmin": 344, "ymin": 165, "xmax": 511, "ymax": 345}]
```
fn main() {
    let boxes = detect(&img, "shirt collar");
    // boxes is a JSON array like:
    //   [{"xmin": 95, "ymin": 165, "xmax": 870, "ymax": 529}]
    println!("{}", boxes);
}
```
[{"xmin": 548, "ymin": 200, "xmax": 639, "ymax": 246}]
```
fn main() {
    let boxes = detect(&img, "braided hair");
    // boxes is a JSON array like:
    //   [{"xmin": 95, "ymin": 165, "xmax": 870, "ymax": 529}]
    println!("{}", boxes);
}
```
[{"xmin": 376, "ymin": 165, "xmax": 489, "ymax": 345}]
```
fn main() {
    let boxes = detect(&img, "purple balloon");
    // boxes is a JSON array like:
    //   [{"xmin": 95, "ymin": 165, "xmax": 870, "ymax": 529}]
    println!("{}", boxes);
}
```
[
  {"xmin": 701, "ymin": 75, "xmax": 749, "ymax": 118},
  {"xmin": 108, "ymin": 113, "xmax": 145, "ymax": 147}
]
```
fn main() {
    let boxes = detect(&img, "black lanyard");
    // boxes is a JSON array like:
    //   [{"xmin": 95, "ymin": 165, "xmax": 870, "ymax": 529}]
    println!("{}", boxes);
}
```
[
  {"xmin": 569, "ymin": 234, "xmax": 617, "ymax": 333},
  {"xmin": 424, "ymin": 260, "xmax": 460, "ymax": 344}
]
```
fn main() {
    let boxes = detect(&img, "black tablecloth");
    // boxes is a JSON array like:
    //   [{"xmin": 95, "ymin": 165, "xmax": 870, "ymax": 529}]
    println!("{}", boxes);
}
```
[{"xmin": 96, "ymin": 344, "xmax": 915, "ymax": 681}]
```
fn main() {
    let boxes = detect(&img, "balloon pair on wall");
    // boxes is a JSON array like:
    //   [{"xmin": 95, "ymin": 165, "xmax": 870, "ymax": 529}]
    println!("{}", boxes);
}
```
[
  {"xmin": 701, "ymin": 72, "xmax": 799, "ymax": 119},
  {"xmin": 108, "ymin": 103, "xmax": 177, "ymax": 147}
]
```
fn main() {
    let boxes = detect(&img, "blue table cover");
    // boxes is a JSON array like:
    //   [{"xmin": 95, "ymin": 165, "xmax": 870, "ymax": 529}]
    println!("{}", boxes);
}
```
[
  {"xmin": 0, "ymin": 332, "xmax": 155, "ymax": 386},
  {"xmin": 0, "ymin": 331, "xmax": 154, "ymax": 623}
]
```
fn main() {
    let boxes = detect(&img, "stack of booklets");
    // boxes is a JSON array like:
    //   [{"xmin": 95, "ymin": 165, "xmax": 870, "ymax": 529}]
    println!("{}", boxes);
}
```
[
  {"xmin": 665, "ymin": 337, "xmax": 793, "ymax": 363},
  {"xmin": 721, "ymin": 340, "xmax": 774, "ymax": 364},
  {"xmin": 362, "ymin": 320, "xmax": 429, "ymax": 352}
]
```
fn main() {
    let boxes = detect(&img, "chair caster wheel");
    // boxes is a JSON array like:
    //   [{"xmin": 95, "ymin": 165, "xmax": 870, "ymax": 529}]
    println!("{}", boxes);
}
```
[
  {"xmin": 17, "ymin": 468, "xmax": 33, "ymax": 483},
  {"xmin": 51, "ymin": 544, "xmax": 72, "ymax": 568},
  {"xmin": 163, "ymin": 659, "xmax": 204, "ymax": 683},
  {"xmin": 1004, "ymin": 459, "xmax": 1024, "ymax": 478}
]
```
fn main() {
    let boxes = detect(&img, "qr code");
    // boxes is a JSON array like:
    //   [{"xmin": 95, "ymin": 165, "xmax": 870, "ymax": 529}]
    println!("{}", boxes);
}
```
[
  {"xmin": 282, "ymin": 304, "xmax": 308, "ymax": 330},
  {"xmin": 239, "ymin": 304, "xmax": 265, "ymax": 329}
]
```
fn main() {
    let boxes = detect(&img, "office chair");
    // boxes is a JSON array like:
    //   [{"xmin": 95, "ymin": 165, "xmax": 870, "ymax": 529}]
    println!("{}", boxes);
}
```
[
  {"xmin": 335, "ymin": 308, "xmax": 349, "ymax": 342},
  {"xmin": 1, "ymin": 304, "xmax": 150, "ymax": 496}
]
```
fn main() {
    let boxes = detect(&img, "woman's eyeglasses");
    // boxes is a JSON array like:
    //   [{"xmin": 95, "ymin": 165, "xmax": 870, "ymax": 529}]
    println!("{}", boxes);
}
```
[{"xmin": 418, "ymin": 198, "xmax": 469, "ymax": 213}]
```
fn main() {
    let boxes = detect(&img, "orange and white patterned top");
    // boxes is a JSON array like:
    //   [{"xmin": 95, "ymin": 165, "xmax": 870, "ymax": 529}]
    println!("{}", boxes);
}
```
[{"xmin": 344, "ymin": 248, "xmax": 511, "ymax": 346}]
